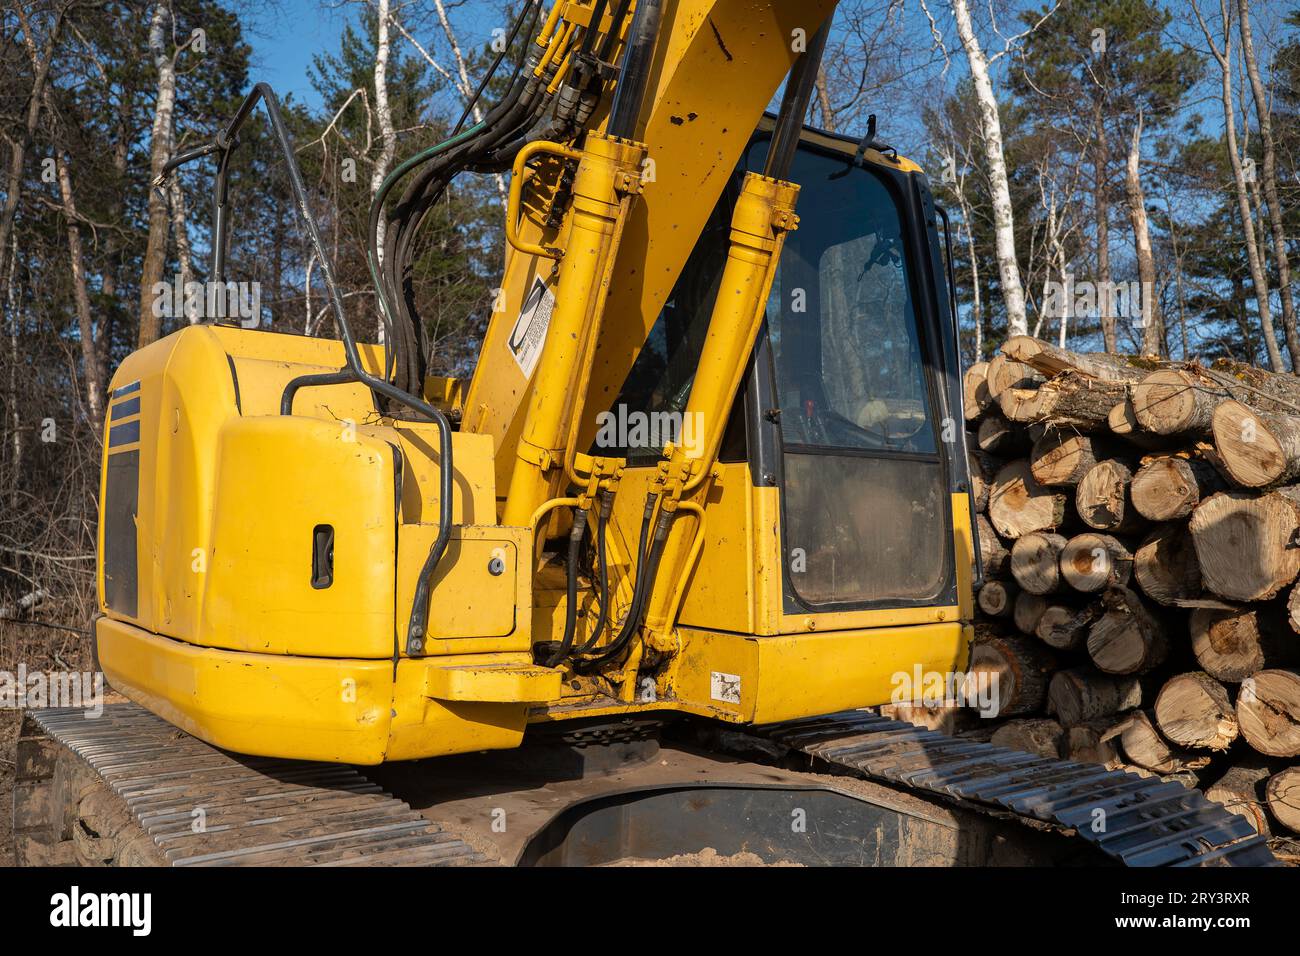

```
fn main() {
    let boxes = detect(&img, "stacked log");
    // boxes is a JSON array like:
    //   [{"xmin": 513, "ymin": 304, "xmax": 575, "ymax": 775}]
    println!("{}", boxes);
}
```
[{"xmin": 961, "ymin": 336, "xmax": 1300, "ymax": 844}]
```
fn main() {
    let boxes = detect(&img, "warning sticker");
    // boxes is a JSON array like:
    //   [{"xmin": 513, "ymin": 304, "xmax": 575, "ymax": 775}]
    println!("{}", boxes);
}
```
[
  {"xmin": 507, "ymin": 277, "xmax": 555, "ymax": 378},
  {"xmin": 710, "ymin": 671, "xmax": 742, "ymax": 704}
]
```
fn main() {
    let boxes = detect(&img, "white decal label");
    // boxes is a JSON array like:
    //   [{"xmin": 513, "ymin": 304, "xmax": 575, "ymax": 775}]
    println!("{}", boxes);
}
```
[
  {"xmin": 508, "ymin": 278, "xmax": 555, "ymax": 378},
  {"xmin": 710, "ymin": 671, "xmax": 741, "ymax": 704}
]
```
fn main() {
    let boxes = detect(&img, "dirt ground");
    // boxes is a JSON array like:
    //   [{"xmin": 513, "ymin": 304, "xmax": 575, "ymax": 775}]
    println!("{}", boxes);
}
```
[{"xmin": 0, "ymin": 619, "xmax": 98, "ymax": 866}]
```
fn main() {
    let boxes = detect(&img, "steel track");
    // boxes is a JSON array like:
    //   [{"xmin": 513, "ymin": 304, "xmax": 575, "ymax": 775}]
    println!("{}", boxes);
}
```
[
  {"xmin": 20, "ymin": 703, "xmax": 1281, "ymax": 866},
  {"xmin": 755, "ymin": 710, "xmax": 1279, "ymax": 867},
  {"xmin": 24, "ymin": 705, "xmax": 488, "ymax": 866}
]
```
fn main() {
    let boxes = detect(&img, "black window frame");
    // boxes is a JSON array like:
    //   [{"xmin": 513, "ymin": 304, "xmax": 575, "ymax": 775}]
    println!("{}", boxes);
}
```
[{"xmin": 739, "ymin": 135, "xmax": 960, "ymax": 616}]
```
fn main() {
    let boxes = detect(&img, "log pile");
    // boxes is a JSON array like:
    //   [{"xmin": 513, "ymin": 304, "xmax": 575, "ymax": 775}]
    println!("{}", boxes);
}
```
[{"xmin": 960, "ymin": 336, "xmax": 1300, "ymax": 848}]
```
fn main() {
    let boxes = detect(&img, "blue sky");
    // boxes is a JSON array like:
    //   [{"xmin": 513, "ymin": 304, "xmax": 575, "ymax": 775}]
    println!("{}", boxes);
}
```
[
  {"xmin": 244, "ymin": 0, "xmax": 355, "ymax": 110},
  {"xmin": 243, "ymin": 0, "xmax": 509, "ymax": 113}
]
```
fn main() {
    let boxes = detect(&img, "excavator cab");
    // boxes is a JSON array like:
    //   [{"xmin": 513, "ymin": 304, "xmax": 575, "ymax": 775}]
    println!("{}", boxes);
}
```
[{"xmin": 613, "ymin": 128, "xmax": 962, "ymax": 612}]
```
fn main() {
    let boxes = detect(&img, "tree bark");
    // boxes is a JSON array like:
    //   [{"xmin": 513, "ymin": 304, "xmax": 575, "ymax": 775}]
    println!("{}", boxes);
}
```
[
  {"xmin": 975, "ymin": 513, "xmax": 1009, "ymax": 577},
  {"xmin": 1125, "ymin": 115, "xmax": 1162, "ymax": 355},
  {"xmin": 49, "ymin": 139, "xmax": 103, "ymax": 420},
  {"xmin": 371, "ymin": 0, "xmax": 397, "ymax": 279},
  {"xmin": 1094, "ymin": 103, "xmax": 1116, "ymax": 353},
  {"xmin": 1192, "ymin": 0, "xmax": 1284, "ymax": 370},
  {"xmin": 1000, "ymin": 337, "xmax": 1146, "ymax": 383},
  {"xmin": 138, "ymin": 4, "xmax": 177, "ymax": 347},
  {"xmin": 1, "ymin": 5, "xmax": 65, "ymax": 310},
  {"xmin": 1047, "ymin": 667, "xmax": 1142, "ymax": 726},
  {"xmin": 949, "ymin": 0, "xmax": 1028, "ymax": 336},
  {"xmin": 1237, "ymin": 0, "xmax": 1300, "ymax": 370}
]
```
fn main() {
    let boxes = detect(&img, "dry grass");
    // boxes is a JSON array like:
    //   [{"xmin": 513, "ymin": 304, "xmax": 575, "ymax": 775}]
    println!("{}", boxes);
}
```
[{"xmin": 0, "ymin": 617, "xmax": 97, "ymax": 865}]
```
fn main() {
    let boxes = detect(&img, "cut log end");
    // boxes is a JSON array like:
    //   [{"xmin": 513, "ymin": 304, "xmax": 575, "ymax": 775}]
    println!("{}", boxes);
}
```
[
  {"xmin": 1189, "ymin": 490, "xmax": 1300, "ymax": 602},
  {"xmin": 988, "ymin": 460, "xmax": 1069, "ymax": 539},
  {"xmin": 1132, "ymin": 369, "xmax": 1216, "ymax": 435},
  {"xmin": 1153, "ymin": 672, "xmax": 1239, "ymax": 751},
  {"xmin": 1211, "ymin": 400, "xmax": 1300, "ymax": 489},
  {"xmin": 1237, "ymin": 669, "xmax": 1300, "ymax": 757}
]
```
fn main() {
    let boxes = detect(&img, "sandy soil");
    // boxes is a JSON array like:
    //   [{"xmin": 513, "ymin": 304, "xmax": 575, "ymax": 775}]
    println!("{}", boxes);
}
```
[{"xmin": 605, "ymin": 847, "xmax": 803, "ymax": 866}]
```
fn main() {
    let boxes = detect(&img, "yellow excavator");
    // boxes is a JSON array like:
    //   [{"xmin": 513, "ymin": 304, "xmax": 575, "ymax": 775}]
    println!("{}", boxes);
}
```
[{"xmin": 13, "ymin": 0, "xmax": 1275, "ymax": 866}]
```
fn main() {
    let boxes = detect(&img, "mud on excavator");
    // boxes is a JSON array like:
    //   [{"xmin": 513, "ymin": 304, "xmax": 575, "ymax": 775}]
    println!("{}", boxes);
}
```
[{"xmin": 12, "ymin": 0, "xmax": 1277, "ymax": 866}]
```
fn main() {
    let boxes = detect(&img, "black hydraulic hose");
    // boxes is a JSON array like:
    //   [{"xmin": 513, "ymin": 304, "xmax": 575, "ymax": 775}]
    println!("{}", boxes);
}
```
[
  {"xmin": 578, "ymin": 507, "xmax": 673, "ymax": 668},
  {"xmin": 544, "ymin": 508, "xmax": 590, "ymax": 667},
  {"xmin": 582, "ymin": 493, "xmax": 655, "ymax": 660},
  {"xmin": 451, "ymin": 0, "xmax": 541, "ymax": 137},
  {"xmin": 382, "ymin": 67, "xmax": 556, "ymax": 368},
  {"xmin": 571, "ymin": 491, "xmax": 614, "ymax": 657},
  {"xmin": 575, "ymin": 494, "xmax": 666, "ymax": 669},
  {"xmin": 578, "ymin": 0, "xmax": 608, "ymax": 57},
  {"xmin": 764, "ymin": 18, "xmax": 831, "ymax": 181},
  {"xmin": 605, "ymin": 0, "xmax": 661, "ymax": 139},
  {"xmin": 597, "ymin": 0, "xmax": 634, "ymax": 62},
  {"xmin": 369, "ymin": 21, "xmax": 542, "ymax": 389}
]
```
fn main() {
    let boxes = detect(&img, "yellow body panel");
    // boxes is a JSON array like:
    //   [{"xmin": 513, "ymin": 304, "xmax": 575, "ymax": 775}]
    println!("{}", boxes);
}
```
[
  {"xmin": 671, "ymin": 623, "xmax": 970, "ymax": 724},
  {"xmin": 97, "ymin": 617, "xmax": 532, "ymax": 764}
]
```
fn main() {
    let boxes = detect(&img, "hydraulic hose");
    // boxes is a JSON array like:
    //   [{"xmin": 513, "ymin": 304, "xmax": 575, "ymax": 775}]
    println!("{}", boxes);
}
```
[
  {"xmin": 575, "ymin": 494, "xmax": 668, "ymax": 670},
  {"xmin": 605, "ymin": 0, "xmax": 661, "ymax": 139},
  {"xmin": 544, "ymin": 507, "xmax": 590, "ymax": 667},
  {"xmin": 451, "ymin": 0, "xmax": 542, "ymax": 137},
  {"xmin": 571, "ymin": 490, "xmax": 614, "ymax": 657}
]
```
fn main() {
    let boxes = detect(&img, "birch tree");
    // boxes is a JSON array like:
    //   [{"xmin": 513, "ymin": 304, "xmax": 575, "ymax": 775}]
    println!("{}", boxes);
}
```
[
  {"xmin": 947, "ymin": 0, "xmax": 1032, "ymax": 337},
  {"xmin": 138, "ymin": 3, "xmax": 178, "ymax": 347},
  {"xmin": 1193, "ymin": 0, "xmax": 1285, "ymax": 371}
]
